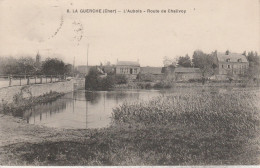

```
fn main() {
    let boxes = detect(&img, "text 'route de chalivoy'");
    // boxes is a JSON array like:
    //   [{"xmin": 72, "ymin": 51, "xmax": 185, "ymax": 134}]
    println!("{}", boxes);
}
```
[{"xmin": 67, "ymin": 8, "xmax": 187, "ymax": 14}]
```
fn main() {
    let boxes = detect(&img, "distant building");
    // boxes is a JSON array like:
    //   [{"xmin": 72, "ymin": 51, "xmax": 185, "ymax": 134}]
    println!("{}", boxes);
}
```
[
  {"xmin": 174, "ymin": 67, "xmax": 201, "ymax": 81},
  {"xmin": 139, "ymin": 66, "xmax": 164, "ymax": 81},
  {"xmin": 35, "ymin": 52, "xmax": 42, "ymax": 70},
  {"xmin": 214, "ymin": 52, "xmax": 249, "ymax": 80},
  {"xmin": 115, "ymin": 61, "xmax": 140, "ymax": 77}
]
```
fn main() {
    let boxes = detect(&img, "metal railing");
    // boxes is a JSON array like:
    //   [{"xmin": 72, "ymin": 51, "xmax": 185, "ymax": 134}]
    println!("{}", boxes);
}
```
[{"xmin": 0, "ymin": 74, "xmax": 68, "ymax": 88}]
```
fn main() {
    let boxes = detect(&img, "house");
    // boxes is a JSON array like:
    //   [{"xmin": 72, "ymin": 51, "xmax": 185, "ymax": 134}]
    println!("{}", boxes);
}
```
[
  {"xmin": 139, "ymin": 66, "xmax": 164, "ymax": 81},
  {"xmin": 115, "ymin": 61, "xmax": 140, "ymax": 79},
  {"xmin": 174, "ymin": 67, "xmax": 201, "ymax": 81},
  {"xmin": 214, "ymin": 52, "xmax": 249, "ymax": 80}
]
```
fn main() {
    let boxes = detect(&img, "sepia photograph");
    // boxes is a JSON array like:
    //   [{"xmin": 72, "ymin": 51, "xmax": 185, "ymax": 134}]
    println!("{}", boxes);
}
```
[{"xmin": 0, "ymin": 0, "xmax": 259, "ymax": 166}]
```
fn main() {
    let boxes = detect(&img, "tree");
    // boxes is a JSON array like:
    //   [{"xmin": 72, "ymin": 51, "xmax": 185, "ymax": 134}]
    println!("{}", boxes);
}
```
[
  {"xmin": 225, "ymin": 50, "xmax": 230, "ymax": 55},
  {"xmin": 163, "ymin": 56, "xmax": 176, "ymax": 67},
  {"xmin": 0, "ymin": 56, "xmax": 36, "ymax": 75},
  {"xmin": 17, "ymin": 57, "xmax": 35, "ymax": 75},
  {"xmin": 192, "ymin": 50, "xmax": 217, "ymax": 78},
  {"xmin": 85, "ymin": 68, "xmax": 99, "ymax": 90},
  {"xmin": 247, "ymin": 51, "xmax": 260, "ymax": 79},
  {"xmin": 177, "ymin": 54, "xmax": 192, "ymax": 67},
  {"xmin": 85, "ymin": 67, "xmax": 115, "ymax": 90},
  {"xmin": 41, "ymin": 58, "xmax": 66, "ymax": 75},
  {"xmin": 64, "ymin": 64, "xmax": 73, "ymax": 76}
]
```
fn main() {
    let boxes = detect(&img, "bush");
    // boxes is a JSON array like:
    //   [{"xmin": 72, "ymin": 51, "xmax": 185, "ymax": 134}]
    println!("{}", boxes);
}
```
[
  {"xmin": 115, "ymin": 75, "xmax": 128, "ymax": 84},
  {"xmin": 153, "ymin": 81, "xmax": 172, "ymax": 88},
  {"xmin": 85, "ymin": 68, "xmax": 115, "ymax": 91}
]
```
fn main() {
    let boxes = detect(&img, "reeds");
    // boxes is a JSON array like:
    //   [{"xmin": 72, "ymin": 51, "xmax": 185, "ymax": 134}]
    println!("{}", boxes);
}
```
[{"xmin": 113, "ymin": 91, "xmax": 260, "ymax": 135}]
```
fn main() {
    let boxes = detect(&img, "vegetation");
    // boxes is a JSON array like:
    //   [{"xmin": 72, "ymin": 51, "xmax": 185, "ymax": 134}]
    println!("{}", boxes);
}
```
[
  {"xmin": 114, "ymin": 74, "xmax": 128, "ymax": 84},
  {"xmin": 0, "ymin": 91, "xmax": 64, "ymax": 117},
  {"xmin": 192, "ymin": 50, "xmax": 218, "ymax": 78},
  {"xmin": 246, "ymin": 51, "xmax": 260, "ymax": 79},
  {"xmin": 85, "ymin": 68, "xmax": 115, "ymax": 91},
  {"xmin": 111, "ymin": 91, "xmax": 259, "ymax": 165},
  {"xmin": 177, "ymin": 54, "xmax": 192, "ymax": 67},
  {"xmin": 1, "ymin": 91, "xmax": 259, "ymax": 165},
  {"xmin": 41, "ymin": 58, "xmax": 72, "ymax": 76},
  {"xmin": 0, "ymin": 56, "xmax": 73, "ymax": 76}
]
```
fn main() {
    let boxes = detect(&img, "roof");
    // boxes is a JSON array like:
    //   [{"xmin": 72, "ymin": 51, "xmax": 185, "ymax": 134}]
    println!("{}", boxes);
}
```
[
  {"xmin": 140, "ymin": 67, "xmax": 163, "ymax": 74},
  {"xmin": 175, "ymin": 67, "xmax": 201, "ymax": 73},
  {"xmin": 116, "ymin": 61, "xmax": 140, "ymax": 66},
  {"xmin": 216, "ymin": 52, "xmax": 248, "ymax": 63}
]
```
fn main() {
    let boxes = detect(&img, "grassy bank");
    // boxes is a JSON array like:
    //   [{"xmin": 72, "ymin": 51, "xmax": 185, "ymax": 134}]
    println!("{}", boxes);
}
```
[
  {"xmin": 0, "ymin": 91, "xmax": 64, "ymax": 117},
  {"xmin": 1, "ymin": 90, "xmax": 259, "ymax": 165}
]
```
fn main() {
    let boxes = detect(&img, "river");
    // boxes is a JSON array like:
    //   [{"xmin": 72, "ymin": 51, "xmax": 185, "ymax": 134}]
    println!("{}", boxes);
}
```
[{"xmin": 23, "ymin": 87, "xmax": 260, "ymax": 129}]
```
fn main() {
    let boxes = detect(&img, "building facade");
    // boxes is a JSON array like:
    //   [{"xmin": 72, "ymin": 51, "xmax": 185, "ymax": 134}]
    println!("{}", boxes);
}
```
[
  {"xmin": 115, "ymin": 61, "xmax": 140, "ymax": 76},
  {"xmin": 174, "ymin": 67, "xmax": 202, "ymax": 81},
  {"xmin": 214, "ymin": 52, "xmax": 249, "ymax": 80},
  {"xmin": 139, "ymin": 66, "xmax": 164, "ymax": 81}
]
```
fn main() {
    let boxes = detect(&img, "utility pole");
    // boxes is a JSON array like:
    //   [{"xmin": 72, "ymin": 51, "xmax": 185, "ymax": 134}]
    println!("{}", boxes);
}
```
[
  {"xmin": 87, "ymin": 44, "xmax": 89, "ymax": 67},
  {"xmin": 73, "ymin": 56, "xmax": 75, "ymax": 77}
]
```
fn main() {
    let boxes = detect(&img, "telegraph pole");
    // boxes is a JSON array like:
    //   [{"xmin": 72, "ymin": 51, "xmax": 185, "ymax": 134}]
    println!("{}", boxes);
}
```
[
  {"xmin": 87, "ymin": 44, "xmax": 89, "ymax": 67},
  {"xmin": 73, "ymin": 56, "xmax": 75, "ymax": 77}
]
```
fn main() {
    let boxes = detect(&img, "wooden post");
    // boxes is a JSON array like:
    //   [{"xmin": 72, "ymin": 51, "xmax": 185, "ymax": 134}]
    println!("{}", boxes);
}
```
[
  {"xmin": 40, "ymin": 76, "xmax": 42, "ymax": 84},
  {"xmin": 27, "ymin": 76, "xmax": 30, "ymax": 85},
  {"xmin": 8, "ymin": 75, "xmax": 12, "ymax": 87}
]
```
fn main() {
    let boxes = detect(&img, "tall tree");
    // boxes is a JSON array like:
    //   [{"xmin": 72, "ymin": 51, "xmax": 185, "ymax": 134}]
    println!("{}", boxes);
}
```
[
  {"xmin": 192, "ymin": 50, "xmax": 217, "ymax": 78},
  {"xmin": 41, "ymin": 58, "xmax": 66, "ymax": 75},
  {"xmin": 247, "ymin": 51, "xmax": 260, "ymax": 79},
  {"xmin": 177, "ymin": 54, "xmax": 192, "ymax": 67},
  {"xmin": 17, "ymin": 57, "xmax": 35, "ymax": 75}
]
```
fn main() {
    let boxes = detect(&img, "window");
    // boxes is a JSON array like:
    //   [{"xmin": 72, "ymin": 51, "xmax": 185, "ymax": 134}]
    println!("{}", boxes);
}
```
[
  {"xmin": 120, "ymin": 68, "xmax": 123, "ymax": 74},
  {"xmin": 222, "ymin": 65, "xmax": 224, "ymax": 68},
  {"xmin": 227, "ymin": 65, "xmax": 230, "ymax": 69},
  {"xmin": 238, "ymin": 59, "xmax": 242, "ymax": 62},
  {"xmin": 226, "ymin": 59, "xmax": 230, "ymax": 62}
]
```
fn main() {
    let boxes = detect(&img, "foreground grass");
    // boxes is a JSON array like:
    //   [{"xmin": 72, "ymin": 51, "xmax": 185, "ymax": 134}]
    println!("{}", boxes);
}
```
[{"xmin": 1, "ymin": 91, "xmax": 259, "ymax": 165}]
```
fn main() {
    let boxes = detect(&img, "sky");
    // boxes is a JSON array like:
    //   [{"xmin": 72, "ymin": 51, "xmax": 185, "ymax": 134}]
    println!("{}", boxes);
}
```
[{"xmin": 0, "ymin": 0, "xmax": 259, "ymax": 66}]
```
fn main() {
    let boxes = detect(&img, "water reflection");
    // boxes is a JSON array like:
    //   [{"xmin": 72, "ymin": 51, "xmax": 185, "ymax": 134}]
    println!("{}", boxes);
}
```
[
  {"xmin": 24, "ymin": 90, "xmax": 162, "ymax": 129},
  {"xmin": 24, "ymin": 87, "xmax": 259, "ymax": 129}
]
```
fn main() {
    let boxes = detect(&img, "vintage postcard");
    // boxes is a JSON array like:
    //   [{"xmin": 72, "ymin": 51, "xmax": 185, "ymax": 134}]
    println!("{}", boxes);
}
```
[{"xmin": 0, "ymin": 0, "xmax": 259, "ymax": 166}]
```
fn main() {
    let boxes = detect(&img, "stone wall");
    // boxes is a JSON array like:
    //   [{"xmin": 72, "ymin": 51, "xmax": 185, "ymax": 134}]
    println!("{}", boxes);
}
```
[{"xmin": 0, "ymin": 80, "xmax": 74, "ymax": 104}]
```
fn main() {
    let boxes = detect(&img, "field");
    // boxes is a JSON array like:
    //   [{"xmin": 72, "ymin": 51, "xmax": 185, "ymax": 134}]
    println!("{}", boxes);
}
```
[{"xmin": 0, "ymin": 89, "xmax": 259, "ymax": 165}]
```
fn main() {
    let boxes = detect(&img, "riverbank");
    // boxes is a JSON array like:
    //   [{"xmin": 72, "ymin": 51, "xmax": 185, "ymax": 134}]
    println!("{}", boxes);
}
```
[
  {"xmin": 0, "ymin": 89, "xmax": 259, "ymax": 165},
  {"xmin": 0, "ymin": 91, "xmax": 64, "ymax": 117},
  {"xmin": 115, "ymin": 80, "xmax": 259, "ymax": 89}
]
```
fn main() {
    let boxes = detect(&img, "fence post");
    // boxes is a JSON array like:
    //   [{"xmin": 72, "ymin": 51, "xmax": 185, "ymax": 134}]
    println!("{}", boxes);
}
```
[
  {"xmin": 8, "ymin": 75, "xmax": 12, "ymax": 87},
  {"xmin": 40, "ymin": 76, "xmax": 42, "ymax": 84},
  {"xmin": 27, "ymin": 76, "xmax": 30, "ymax": 85}
]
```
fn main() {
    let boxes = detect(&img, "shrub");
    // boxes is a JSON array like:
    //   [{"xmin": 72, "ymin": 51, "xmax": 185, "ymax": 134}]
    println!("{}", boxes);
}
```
[
  {"xmin": 115, "ymin": 75, "xmax": 128, "ymax": 84},
  {"xmin": 153, "ymin": 81, "xmax": 172, "ymax": 88}
]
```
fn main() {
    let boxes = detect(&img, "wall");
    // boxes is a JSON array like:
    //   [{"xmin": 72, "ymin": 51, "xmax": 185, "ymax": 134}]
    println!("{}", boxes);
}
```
[
  {"xmin": 175, "ymin": 72, "xmax": 202, "ymax": 81},
  {"xmin": 0, "ymin": 80, "xmax": 74, "ymax": 104}
]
